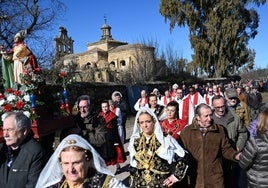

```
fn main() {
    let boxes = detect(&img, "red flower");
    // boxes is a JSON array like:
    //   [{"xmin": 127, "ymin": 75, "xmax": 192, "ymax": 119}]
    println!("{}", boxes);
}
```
[
  {"xmin": 13, "ymin": 90, "xmax": 22, "ymax": 96},
  {"xmin": 6, "ymin": 88, "xmax": 13, "ymax": 93},
  {"xmin": 15, "ymin": 100, "xmax": 25, "ymax": 109},
  {"xmin": 60, "ymin": 103, "xmax": 66, "ymax": 110},
  {"xmin": 4, "ymin": 104, "xmax": 12, "ymax": 111},
  {"xmin": 59, "ymin": 72, "xmax": 67, "ymax": 78},
  {"xmin": 0, "ymin": 93, "xmax": 4, "ymax": 99}
]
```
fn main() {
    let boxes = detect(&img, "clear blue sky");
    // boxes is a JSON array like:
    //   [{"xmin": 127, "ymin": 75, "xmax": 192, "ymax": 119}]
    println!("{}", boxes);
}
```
[{"xmin": 57, "ymin": 0, "xmax": 268, "ymax": 69}]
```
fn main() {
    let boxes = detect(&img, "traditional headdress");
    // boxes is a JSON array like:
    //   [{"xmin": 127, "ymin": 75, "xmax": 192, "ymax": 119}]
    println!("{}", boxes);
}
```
[
  {"xmin": 128, "ymin": 107, "xmax": 185, "ymax": 167},
  {"xmin": 14, "ymin": 30, "xmax": 27, "ymax": 40},
  {"xmin": 111, "ymin": 91, "xmax": 122, "ymax": 100},
  {"xmin": 35, "ymin": 134, "xmax": 125, "ymax": 188}
]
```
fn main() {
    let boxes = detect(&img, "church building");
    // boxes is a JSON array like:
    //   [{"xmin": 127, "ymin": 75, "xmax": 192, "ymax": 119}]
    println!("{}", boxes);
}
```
[{"xmin": 54, "ymin": 19, "xmax": 166, "ymax": 83}]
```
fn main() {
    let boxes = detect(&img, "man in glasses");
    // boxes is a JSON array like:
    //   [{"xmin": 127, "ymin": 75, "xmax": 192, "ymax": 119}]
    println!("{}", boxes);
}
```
[
  {"xmin": 212, "ymin": 95, "xmax": 248, "ymax": 188},
  {"xmin": 225, "ymin": 88, "xmax": 251, "ymax": 188},
  {"xmin": 70, "ymin": 95, "xmax": 107, "ymax": 155},
  {"xmin": 203, "ymin": 86, "xmax": 215, "ymax": 107},
  {"xmin": 225, "ymin": 88, "xmax": 250, "ymax": 129}
]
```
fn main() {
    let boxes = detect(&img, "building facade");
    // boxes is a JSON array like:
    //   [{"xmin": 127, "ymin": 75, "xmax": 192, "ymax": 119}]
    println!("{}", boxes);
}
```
[{"xmin": 54, "ymin": 20, "xmax": 166, "ymax": 83}]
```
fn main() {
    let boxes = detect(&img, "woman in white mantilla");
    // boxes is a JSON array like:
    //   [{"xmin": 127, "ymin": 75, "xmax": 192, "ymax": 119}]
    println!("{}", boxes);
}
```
[
  {"xmin": 35, "ymin": 134, "xmax": 126, "ymax": 188},
  {"xmin": 128, "ymin": 107, "xmax": 188, "ymax": 187}
]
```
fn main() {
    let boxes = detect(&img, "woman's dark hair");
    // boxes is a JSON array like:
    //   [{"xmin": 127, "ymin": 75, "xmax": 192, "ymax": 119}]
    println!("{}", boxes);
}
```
[{"xmin": 166, "ymin": 101, "xmax": 179, "ymax": 118}]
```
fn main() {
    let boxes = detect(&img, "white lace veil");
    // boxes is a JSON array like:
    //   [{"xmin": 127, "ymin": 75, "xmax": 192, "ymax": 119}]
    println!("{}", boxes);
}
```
[
  {"xmin": 128, "ymin": 107, "xmax": 186, "ymax": 167},
  {"xmin": 35, "ymin": 134, "xmax": 114, "ymax": 188}
]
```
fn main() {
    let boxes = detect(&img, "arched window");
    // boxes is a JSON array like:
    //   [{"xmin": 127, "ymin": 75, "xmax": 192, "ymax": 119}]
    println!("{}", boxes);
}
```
[
  {"xmin": 85, "ymin": 62, "xmax": 91, "ymax": 69},
  {"xmin": 109, "ymin": 61, "xmax": 116, "ymax": 69},
  {"xmin": 120, "ymin": 60, "xmax": 126, "ymax": 67}
]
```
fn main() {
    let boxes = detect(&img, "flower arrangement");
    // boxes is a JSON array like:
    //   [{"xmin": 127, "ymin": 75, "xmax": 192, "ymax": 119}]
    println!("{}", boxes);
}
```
[
  {"xmin": 20, "ymin": 66, "xmax": 43, "ymax": 94},
  {"xmin": 58, "ymin": 67, "xmax": 75, "ymax": 90},
  {"xmin": 0, "ymin": 67, "xmax": 44, "ymax": 125},
  {"xmin": 0, "ymin": 88, "xmax": 39, "ymax": 125},
  {"xmin": 57, "ymin": 67, "xmax": 76, "ymax": 115}
]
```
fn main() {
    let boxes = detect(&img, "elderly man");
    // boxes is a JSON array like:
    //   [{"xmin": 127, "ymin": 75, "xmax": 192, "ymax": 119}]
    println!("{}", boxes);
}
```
[
  {"xmin": 134, "ymin": 89, "xmax": 148, "ymax": 111},
  {"xmin": 179, "ymin": 103, "xmax": 240, "ymax": 188},
  {"xmin": 0, "ymin": 112, "xmax": 47, "ymax": 188},
  {"xmin": 72, "ymin": 95, "xmax": 107, "ymax": 156},
  {"xmin": 212, "ymin": 95, "xmax": 248, "ymax": 188},
  {"xmin": 225, "ymin": 88, "xmax": 250, "ymax": 129},
  {"xmin": 247, "ymin": 85, "xmax": 263, "ymax": 120}
]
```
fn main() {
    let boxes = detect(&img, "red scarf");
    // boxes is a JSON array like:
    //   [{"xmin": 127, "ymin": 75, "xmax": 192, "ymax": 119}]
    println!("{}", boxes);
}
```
[
  {"xmin": 181, "ymin": 98, "xmax": 190, "ymax": 123},
  {"xmin": 205, "ymin": 94, "xmax": 210, "ymax": 104},
  {"xmin": 160, "ymin": 119, "xmax": 187, "ymax": 139},
  {"xmin": 139, "ymin": 98, "xmax": 148, "ymax": 105},
  {"xmin": 99, "ymin": 110, "xmax": 117, "ymax": 128},
  {"xmin": 192, "ymin": 92, "xmax": 199, "ymax": 106},
  {"xmin": 163, "ymin": 96, "xmax": 172, "ymax": 106}
]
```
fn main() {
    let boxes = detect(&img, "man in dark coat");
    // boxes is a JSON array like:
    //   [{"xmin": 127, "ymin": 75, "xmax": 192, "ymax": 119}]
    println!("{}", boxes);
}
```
[
  {"xmin": 0, "ymin": 112, "xmax": 47, "ymax": 188},
  {"xmin": 247, "ymin": 85, "xmax": 263, "ymax": 120},
  {"xmin": 179, "ymin": 103, "xmax": 240, "ymax": 188},
  {"xmin": 72, "ymin": 95, "xmax": 107, "ymax": 156}
]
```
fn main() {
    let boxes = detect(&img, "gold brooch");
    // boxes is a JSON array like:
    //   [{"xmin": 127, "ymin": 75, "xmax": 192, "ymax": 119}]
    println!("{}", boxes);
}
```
[{"xmin": 67, "ymin": 139, "xmax": 77, "ymax": 144}]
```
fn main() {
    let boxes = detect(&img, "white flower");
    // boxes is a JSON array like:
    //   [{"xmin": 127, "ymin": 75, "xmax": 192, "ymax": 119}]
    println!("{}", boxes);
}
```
[
  {"xmin": 0, "ymin": 99, "xmax": 5, "ymax": 106},
  {"xmin": 23, "ymin": 111, "xmax": 31, "ymax": 118},
  {"xmin": 7, "ymin": 94, "xmax": 16, "ymax": 102},
  {"xmin": 23, "ymin": 94, "xmax": 30, "ymax": 102}
]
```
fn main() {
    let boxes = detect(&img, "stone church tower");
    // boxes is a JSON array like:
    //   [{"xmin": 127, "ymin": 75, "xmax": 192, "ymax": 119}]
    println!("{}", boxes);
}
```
[
  {"xmin": 54, "ymin": 19, "xmax": 166, "ymax": 83},
  {"xmin": 54, "ymin": 27, "xmax": 74, "ymax": 62}
]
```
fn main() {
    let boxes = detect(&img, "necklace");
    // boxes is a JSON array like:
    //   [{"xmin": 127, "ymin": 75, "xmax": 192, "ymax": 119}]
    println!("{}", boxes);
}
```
[
  {"xmin": 61, "ymin": 180, "xmax": 84, "ymax": 188},
  {"xmin": 135, "ymin": 133, "xmax": 157, "ymax": 184}
]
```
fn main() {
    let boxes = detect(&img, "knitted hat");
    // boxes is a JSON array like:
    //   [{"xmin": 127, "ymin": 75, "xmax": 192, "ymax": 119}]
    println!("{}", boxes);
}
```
[{"xmin": 225, "ymin": 88, "xmax": 238, "ymax": 98}]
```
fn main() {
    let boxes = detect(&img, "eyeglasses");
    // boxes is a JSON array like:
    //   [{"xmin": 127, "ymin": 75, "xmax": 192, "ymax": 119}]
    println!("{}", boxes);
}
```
[
  {"xmin": 214, "ymin": 105, "xmax": 225, "ymax": 110},
  {"xmin": 228, "ymin": 97, "xmax": 237, "ymax": 100},
  {"xmin": 78, "ymin": 105, "xmax": 89, "ymax": 109}
]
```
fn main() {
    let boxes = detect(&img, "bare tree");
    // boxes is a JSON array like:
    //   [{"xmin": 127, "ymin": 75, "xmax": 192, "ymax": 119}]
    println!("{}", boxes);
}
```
[
  {"xmin": 0, "ymin": 0, "xmax": 65, "ymax": 67},
  {"xmin": 131, "ymin": 44, "xmax": 157, "ymax": 83},
  {"xmin": 165, "ymin": 43, "xmax": 179, "ymax": 74}
]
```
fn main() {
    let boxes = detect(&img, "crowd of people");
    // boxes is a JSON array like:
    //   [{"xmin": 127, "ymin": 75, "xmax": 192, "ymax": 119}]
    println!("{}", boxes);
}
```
[{"xmin": 1, "ymin": 77, "xmax": 268, "ymax": 187}]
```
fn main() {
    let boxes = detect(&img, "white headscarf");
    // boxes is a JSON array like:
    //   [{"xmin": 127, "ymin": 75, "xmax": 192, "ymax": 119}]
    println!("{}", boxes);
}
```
[
  {"xmin": 36, "ymin": 134, "xmax": 126, "ymax": 188},
  {"xmin": 128, "ymin": 107, "xmax": 185, "ymax": 167},
  {"xmin": 111, "ymin": 91, "xmax": 123, "ymax": 101}
]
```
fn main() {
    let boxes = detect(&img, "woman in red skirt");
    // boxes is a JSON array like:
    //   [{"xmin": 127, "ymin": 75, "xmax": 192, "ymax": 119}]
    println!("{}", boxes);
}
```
[{"xmin": 99, "ymin": 100, "xmax": 126, "ymax": 174}]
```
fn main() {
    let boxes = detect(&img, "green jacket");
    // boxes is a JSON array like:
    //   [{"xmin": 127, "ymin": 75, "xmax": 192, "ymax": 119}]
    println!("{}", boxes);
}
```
[{"xmin": 213, "ymin": 109, "xmax": 248, "ymax": 151}]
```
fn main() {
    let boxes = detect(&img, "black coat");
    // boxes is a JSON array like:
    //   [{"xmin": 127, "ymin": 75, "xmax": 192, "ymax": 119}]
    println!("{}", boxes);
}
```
[
  {"xmin": 239, "ymin": 131, "xmax": 268, "ymax": 188},
  {"xmin": 72, "ymin": 112, "xmax": 108, "ymax": 156},
  {"xmin": 0, "ymin": 134, "xmax": 47, "ymax": 188}
]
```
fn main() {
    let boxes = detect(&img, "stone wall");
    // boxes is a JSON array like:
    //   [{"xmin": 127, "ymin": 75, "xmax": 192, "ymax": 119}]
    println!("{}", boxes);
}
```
[{"xmin": 61, "ymin": 81, "xmax": 170, "ymax": 114}]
